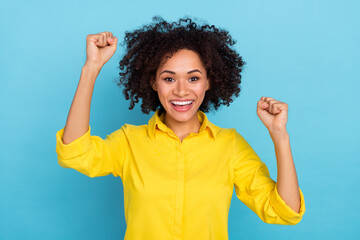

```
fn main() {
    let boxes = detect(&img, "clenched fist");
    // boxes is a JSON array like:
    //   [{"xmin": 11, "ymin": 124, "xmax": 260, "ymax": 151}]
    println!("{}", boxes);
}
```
[
  {"xmin": 257, "ymin": 96, "xmax": 289, "ymax": 135},
  {"xmin": 85, "ymin": 31, "xmax": 118, "ymax": 68}
]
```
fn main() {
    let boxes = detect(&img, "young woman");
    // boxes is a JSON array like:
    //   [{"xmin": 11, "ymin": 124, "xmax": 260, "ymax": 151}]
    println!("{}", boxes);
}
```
[{"xmin": 56, "ymin": 16, "xmax": 305, "ymax": 240}]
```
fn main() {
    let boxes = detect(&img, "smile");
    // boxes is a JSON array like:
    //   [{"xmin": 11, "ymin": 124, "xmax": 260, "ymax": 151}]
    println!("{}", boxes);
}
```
[
  {"xmin": 170, "ymin": 100, "xmax": 194, "ymax": 112},
  {"xmin": 170, "ymin": 100, "xmax": 194, "ymax": 106}
]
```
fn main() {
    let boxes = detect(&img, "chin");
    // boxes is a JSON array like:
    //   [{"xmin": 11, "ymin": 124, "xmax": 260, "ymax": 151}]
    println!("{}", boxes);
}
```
[{"xmin": 165, "ymin": 101, "xmax": 199, "ymax": 123}]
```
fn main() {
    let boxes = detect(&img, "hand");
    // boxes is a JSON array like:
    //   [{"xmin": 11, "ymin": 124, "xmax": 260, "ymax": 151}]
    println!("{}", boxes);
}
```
[
  {"xmin": 256, "ymin": 96, "xmax": 288, "ymax": 134},
  {"xmin": 85, "ymin": 31, "xmax": 118, "ymax": 68}
]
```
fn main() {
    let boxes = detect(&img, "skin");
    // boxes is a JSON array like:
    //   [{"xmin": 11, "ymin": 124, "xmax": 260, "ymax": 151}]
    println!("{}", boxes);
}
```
[
  {"xmin": 151, "ymin": 48, "xmax": 210, "ymax": 142},
  {"xmin": 257, "ymin": 97, "xmax": 301, "ymax": 213},
  {"xmin": 62, "ymin": 31, "xmax": 118, "ymax": 144}
]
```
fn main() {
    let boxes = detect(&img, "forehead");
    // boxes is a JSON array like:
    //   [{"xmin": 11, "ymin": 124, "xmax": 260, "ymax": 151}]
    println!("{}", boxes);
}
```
[{"xmin": 157, "ymin": 49, "xmax": 205, "ymax": 72}]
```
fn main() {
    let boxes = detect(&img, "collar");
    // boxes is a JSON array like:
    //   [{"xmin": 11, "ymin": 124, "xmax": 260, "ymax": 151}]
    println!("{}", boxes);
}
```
[{"xmin": 147, "ymin": 109, "xmax": 217, "ymax": 141}]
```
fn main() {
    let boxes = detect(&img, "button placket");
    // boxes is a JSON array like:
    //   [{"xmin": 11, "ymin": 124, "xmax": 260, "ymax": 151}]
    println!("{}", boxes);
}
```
[{"xmin": 174, "ymin": 139, "xmax": 185, "ymax": 239}]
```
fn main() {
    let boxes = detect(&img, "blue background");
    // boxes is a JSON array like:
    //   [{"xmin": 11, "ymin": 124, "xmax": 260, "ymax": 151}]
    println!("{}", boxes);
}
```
[{"xmin": 1, "ymin": 0, "xmax": 359, "ymax": 239}]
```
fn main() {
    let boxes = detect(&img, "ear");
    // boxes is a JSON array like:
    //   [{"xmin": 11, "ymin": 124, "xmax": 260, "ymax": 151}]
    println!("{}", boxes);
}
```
[
  {"xmin": 205, "ymin": 78, "xmax": 210, "ymax": 91},
  {"xmin": 150, "ymin": 77, "xmax": 157, "ymax": 91}
]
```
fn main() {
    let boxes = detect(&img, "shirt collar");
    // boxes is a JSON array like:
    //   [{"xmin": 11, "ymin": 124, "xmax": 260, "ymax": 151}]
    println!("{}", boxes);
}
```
[{"xmin": 147, "ymin": 109, "xmax": 217, "ymax": 140}]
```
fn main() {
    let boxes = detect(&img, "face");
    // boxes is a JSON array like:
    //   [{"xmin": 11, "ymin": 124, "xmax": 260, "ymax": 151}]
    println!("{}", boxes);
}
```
[{"xmin": 151, "ymin": 48, "xmax": 210, "ymax": 124}]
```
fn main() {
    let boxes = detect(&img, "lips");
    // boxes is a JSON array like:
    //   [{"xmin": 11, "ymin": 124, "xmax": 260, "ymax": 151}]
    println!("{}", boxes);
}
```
[
  {"xmin": 169, "ymin": 100, "xmax": 194, "ymax": 112},
  {"xmin": 170, "ymin": 100, "xmax": 194, "ymax": 106}
]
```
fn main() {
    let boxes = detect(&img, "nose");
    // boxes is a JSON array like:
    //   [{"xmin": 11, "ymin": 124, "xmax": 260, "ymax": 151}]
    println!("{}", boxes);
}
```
[{"xmin": 173, "ymin": 80, "xmax": 189, "ymax": 97}]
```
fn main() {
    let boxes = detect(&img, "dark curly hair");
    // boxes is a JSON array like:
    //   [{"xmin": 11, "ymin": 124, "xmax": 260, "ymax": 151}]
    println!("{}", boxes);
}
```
[{"xmin": 117, "ymin": 16, "xmax": 246, "ymax": 114}]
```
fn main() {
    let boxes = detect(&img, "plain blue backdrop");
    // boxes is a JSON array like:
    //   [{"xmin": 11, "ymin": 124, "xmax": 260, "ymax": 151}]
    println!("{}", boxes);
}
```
[{"xmin": 1, "ymin": 0, "xmax": 359, "ymax": 239}]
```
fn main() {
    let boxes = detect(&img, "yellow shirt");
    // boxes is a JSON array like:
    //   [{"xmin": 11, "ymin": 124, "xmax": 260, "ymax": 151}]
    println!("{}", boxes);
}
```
[{"xmin": 56, "ymin": 109, "xmax": 306, "ymax": 240}]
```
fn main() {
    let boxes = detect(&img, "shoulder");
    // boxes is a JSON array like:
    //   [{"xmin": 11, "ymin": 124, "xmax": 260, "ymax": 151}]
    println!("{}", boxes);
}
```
[
  {"xmin": 102, "ymin": 124, "xmax": 149, "ymax": 148},
  {"xmin": 121, "ymin": 123, "xmax": 147, "ymax": 131},
  {"xmin": 106, "ymin": 123, "xmax": 148, "ymax": 139},
  {"xmin": 119, "ymin": 123, "xmax": 148, "ymax": 136},
  {"xmin": 211, "ymin": 125, "xmax": 237, "ymax": 142},
  {"xmin": 213, "ymin": 126, "xmax": 248, "ymax": 145}
]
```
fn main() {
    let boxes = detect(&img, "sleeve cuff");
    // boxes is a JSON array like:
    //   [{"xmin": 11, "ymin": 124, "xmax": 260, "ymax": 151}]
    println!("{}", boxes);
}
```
[
  {"xmin": 270, "ymin": 182, "xmax": 306, "ymax": 224},
  {"xmin": 55, "ymin": 126, "xmax": 92, "ymax": 160}
]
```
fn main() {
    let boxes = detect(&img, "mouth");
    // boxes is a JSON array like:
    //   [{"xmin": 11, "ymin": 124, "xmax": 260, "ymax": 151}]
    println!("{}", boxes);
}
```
[{"xmin": 169, "ymin": 100, "xmax": 194, "ymax": 112}]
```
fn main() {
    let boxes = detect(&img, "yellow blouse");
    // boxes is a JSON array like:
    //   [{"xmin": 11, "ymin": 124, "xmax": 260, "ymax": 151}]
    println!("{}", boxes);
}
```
[{"xmin": 56, "ymin": 109, "xmax": 306, "ymax": 240}]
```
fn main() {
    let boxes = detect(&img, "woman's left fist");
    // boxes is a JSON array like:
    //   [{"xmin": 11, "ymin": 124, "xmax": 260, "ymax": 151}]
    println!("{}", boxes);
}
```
[{"xmin": 256, "ymin": 97, "xmax": 288, "ymax": 134}]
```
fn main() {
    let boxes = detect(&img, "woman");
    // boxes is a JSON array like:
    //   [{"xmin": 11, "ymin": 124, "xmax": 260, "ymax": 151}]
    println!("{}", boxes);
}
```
[{"xmin": 56, "ymin": 16, "xmax": 305, "ymax": 239}]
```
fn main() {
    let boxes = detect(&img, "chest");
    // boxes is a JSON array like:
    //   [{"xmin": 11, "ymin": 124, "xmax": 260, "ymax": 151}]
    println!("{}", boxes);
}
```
[{"xmin": 122, "ymin": 136, "xmax": 234, "ymax": 202}]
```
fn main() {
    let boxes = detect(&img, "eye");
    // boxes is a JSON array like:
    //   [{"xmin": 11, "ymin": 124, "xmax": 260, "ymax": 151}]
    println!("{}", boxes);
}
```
[
  {"xmin": 163, "ymin": 77, "xmax": 174, "ymax": 82},
  {"xmin": 189, "ymin": 77, "xmax": 199, "ymax": 82}
]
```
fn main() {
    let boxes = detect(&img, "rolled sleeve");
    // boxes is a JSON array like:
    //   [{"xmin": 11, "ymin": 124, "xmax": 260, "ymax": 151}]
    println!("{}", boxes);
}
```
[
  {"xmin": 232, "ymin": 129, "xmax": 306, "ymax": 225},
  {"xmin": 55, "ymin": 125, "xmax": 127, "ymax": 179},
  {"xmin": 56, "ymin": 126, "xmax": 92, "ymax": 160},
  {"xmin": 269, "ymin": 182, "xmax": 306, "ymax": 225}
]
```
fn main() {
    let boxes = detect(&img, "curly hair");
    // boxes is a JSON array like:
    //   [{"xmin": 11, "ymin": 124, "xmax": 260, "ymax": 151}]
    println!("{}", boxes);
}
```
[{"xmin": 117, "ymin": 16, "xmax": 246, "ymax": 114}]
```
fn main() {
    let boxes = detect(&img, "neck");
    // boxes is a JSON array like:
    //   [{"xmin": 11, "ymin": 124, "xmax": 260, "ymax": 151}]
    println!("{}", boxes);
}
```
[{"xmin": 164, "ymin": 112, "xmax": 201, "ymax": 142}]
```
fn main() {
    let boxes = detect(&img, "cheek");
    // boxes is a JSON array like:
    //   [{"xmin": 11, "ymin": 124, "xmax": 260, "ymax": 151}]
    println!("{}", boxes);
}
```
[
  {"xmin": 192, "ymin": 83, "xmax": 208, "ymax": 96},
  {"xmin": 156, "ymin": 84, "xmax": 170, "ymax": 100}
]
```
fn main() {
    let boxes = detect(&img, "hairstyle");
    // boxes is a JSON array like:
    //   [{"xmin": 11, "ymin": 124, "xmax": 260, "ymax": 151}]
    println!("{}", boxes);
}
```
[{"xmin": 117, "ymin": 16, "xmax": 246, "ymax": 114}]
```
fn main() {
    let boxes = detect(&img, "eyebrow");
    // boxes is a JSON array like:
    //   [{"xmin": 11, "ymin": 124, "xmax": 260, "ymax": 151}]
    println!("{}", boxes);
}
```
[{"xmin": 160, "ymin": 69, "xmax": 202, "ymax": 76}]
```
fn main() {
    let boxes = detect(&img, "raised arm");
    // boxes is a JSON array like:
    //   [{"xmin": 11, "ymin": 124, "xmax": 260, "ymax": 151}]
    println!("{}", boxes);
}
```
[
  {"xmin": 62, "ymin": 32, "xmax": 118, "ymax": 144},
  {"xmin": 56, "ymin": 32, "xmax": 126, "ymax": 179},
  {"xmin": 232, "ymin": 96, "xmax": 305, "ymax": 225},
  {"xmin": 257, "ymin": 96, "xmax": 301, "ymax": 213}
]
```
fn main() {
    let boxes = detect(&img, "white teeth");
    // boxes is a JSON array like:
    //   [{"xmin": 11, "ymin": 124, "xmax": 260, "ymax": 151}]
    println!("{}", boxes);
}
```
[{"xmin": 171, "ymin": 100, "xmax": 194, "ymax": 106}]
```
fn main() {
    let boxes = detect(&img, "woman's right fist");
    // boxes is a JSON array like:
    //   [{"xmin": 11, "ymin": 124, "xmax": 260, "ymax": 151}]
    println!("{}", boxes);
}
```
[{"xmin": 85, "ymin": 31, "xmax": 118, "ymax": 68}]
